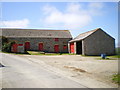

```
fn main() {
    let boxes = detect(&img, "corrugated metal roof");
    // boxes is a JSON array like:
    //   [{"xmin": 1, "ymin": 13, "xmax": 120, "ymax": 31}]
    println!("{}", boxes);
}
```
[
  {"xmin": 69, "ymin": 28, "xmax": 100, "ymax": 42},
  {"xmin": 1, "ymin": 28, "xmax": 72, "ymax": 38}
]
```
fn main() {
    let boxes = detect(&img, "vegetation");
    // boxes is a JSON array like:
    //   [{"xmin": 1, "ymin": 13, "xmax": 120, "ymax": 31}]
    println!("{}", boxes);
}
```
[
  {"xmin": 2, "ymin": 41, "xmax": 16, "ymax": 53},
  {"xmin": 112, "ymin": 74, "xmax": 120, "ymax": 85},
  {"xmin": 0, "ymin": 36, "xmax": 8, "ymax": 45},
  {"xmin": 27, "ymin": 51, "xmax": 45, "ymax": 55},
  {"xmin": 116, "ymin": 47, "xmax": 120, "ymax": 55},
  {"xmin": 1, "ymin": 36, "xmax": 16, "ymax": 53},
  {"xmin": 108, "ymin": 55, "xmax": 120, "ymax": 58},
  {"xmin": 27, "ymin": 51, "xmax": 75, "ymax": 55}
]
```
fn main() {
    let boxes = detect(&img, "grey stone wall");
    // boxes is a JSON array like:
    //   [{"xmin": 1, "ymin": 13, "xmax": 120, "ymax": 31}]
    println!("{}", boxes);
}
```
[
  {"xmin": 83, "ymin": 30, "xmax": 115, "ymax": 55},
  {"xmin": 0, "ymin": 38, "xmax": 1, "ymax": 51},
  {"xmin": 8, "ymin": 37, "xmax": 71, "ymax": 53}
]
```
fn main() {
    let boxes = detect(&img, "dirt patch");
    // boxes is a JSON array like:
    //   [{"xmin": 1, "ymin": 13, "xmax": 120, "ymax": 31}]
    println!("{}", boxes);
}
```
[{"xmin": 64, "ymin": 66, "xmax": 86, "ymax": 73}]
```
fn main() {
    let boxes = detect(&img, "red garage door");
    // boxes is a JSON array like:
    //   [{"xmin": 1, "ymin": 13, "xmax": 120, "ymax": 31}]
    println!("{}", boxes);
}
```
[
  {"xmin": 12, "ymin": 44, "xmax": 18, "ymax": 53},
  {"xmin": 25, "ymin": 42, "xmax": 30, "ymax": 50},
  {"xmin": 54, "ymin": 45, "xmax": 59, "ymax": 53},
  {"xmin": 39, "ymin": 43, "xmax": 43, "ymax": 51},
  {"xmin": 70, "ymin": 42, "xmax": 74, "ymax": 53}
]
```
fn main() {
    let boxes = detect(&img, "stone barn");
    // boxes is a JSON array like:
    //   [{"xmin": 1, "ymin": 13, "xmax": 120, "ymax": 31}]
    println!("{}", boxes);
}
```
[
  {"xmin": 68, "ymin": 28, "xmax": 115, "ymax": 55},
  {"xmin": 1, "ymin": 28, "xmax": 72, "ymax": 53}
]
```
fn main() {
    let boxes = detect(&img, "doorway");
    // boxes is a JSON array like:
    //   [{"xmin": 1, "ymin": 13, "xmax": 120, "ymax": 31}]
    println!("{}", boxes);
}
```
[
  {"xmin": 54, "ymin": 45, "xmax": 59, "ymax": 53},
  {"xmin": 76, "ymin": 41, "xmax": 82, "ymax": 54},
  {"xmin": 39, "ymin": 43, "xmax": 43, "ymax": 51},
  {"xmin": 70, "ymin": 42, "xmax": 74, "ymax": 53},
  {"xmin": 25, "ymin": 42, "xmax": 30, "ymax": 50}
]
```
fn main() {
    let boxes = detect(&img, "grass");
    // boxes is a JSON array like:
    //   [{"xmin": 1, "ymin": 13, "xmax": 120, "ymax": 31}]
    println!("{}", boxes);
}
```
[
  {"xmin": 27, "ymin": 51, "xmax": 45, "ymax": 55},
  {"xmin": 27, "ymin": 51, "xmax": 75, "ymax": 55},
  {"xmin": 1, "ymin": 50, "xmax": 120, "ymax": 59},
  {"xmin": 108, "ymin": 55, "xmax": 120, "ymax": 58},
  {"xmin": 82, "ymin": 54, "xmax": 120, "ymax": 60},
  {"xmin": 1, "ymin": 51, "xmax": 75, "ymax": 55},
  {"xmin": 96, "ymin": 57, "xmax": 118, "ymax": 60},
  {"xmin": 0, "ymin": 51, "xmax": 29, "ymax": 55},
  {"xmin": 81, "ymin": 55, "xmax": 100, "ymax": 57},
  {"xmin": 112, "ymin": 74, "xmax": 120, "ymax": 85}
]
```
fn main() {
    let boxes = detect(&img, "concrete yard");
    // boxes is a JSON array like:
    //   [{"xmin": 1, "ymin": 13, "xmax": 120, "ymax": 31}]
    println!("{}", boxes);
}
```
[{"xmin": 0, "ymin": 53, "xmax": 118, "ymax": 88}]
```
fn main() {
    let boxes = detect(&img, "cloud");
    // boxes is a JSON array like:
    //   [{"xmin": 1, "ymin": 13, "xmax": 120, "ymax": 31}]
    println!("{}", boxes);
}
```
[
  {"xmin": 88, "ymin": 2, "xmax": 104, "ymax": 9},
  {"xmin": 88, "ymin": 3, "xmax": 104, "ymax": 16},
  {"xmin": 0, "ymin": 19, "xmax": 29, "ymax": 28},
  {"xmin": 41, "ymin": 2, "xmax": 104, "ymax": 30}
]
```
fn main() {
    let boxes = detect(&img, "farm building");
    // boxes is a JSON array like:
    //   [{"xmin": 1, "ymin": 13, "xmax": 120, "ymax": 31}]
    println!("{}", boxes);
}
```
[
  {"xmin": 1, "ymin": 28, "xmax": 72, "ymax": 53},
  {"xmin": 68, "ymin": 28, "xmax": 115, "ymax": 55}
]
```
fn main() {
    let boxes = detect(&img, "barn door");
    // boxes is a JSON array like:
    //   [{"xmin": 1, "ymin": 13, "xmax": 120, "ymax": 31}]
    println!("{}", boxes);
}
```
[
  {"xmin": 12, "ymin": 44, "xmax": 18, "ymax": 53},
  {"xmin": 25, "ymin": 42, "xmax": 30, "ymax": 50},
  {"xmin": 39, "ymin": 43, "xmax": 43, "ymax": 51},
  {"xmin": 54, "ymin": 45, "xmax": 59, "ymax": 53},
  {"xmin": 70, "ymin": 42, "xmax": 74, "ymax": 53}
]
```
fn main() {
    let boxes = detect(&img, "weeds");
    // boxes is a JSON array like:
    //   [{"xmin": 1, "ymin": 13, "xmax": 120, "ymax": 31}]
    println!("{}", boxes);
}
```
[{"xmin": 112, "ymin": 74, "xmax": 120, "ymax": 85}]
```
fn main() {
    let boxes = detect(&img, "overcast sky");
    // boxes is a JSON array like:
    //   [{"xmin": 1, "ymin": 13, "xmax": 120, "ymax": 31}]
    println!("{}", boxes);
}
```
[{"xmin": 0, "ymin": 2, "xmax": 118, "ymax": 46}]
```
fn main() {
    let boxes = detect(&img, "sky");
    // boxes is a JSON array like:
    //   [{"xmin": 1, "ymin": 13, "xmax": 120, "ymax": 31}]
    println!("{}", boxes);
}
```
[{"xmin": 0, "ymin": 2, "xmax": 118, "ymax": 47}]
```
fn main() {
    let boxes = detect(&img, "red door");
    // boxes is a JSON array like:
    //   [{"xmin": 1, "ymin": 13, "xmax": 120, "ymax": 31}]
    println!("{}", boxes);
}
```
[
  {"xmin": 12, "ymin": 44, "xmax": 18, "ymax": 53},
  {"xmin": 54, "ymin": 45, "xmax": 59, "ymax": 53},
  {"xmin": 70, "ymin": 42, "xmax": 74, "ymax": 53},
  {"xmin": 25, "ymin": 42, "xmax": 30, "ymax": 50},
  {"xmin": 39, "ymin": 43, "xmax": 43, "ymax": 51}
]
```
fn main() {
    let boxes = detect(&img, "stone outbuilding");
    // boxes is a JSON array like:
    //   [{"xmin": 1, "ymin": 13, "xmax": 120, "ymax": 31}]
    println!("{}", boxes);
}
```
[
  {"xmin": 1, "ymin": 28, "xmax": 72, "ymax": 53},
  {"xmin": 68, "ymin": 28, "xmax": 115, "ymax": 55}
]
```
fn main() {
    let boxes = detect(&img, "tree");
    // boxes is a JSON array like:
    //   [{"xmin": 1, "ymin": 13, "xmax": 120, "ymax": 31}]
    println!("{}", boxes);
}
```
[
  {"xmin": 2, "ymin": 41, "xmax": 16, "ymax": 52},
  {"xmin": 0, "ymin": 36, "xmax": 8, "ymax": 45},
  {"xmin": 0, "ymin": 36, "xmax": 16, "ymax": 52}
]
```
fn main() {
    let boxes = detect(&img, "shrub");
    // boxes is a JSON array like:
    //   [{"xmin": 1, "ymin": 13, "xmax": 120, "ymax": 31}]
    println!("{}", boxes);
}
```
[
  {"xmin": 2, "ymin": 41, "xmax": 16, "ymax": 52},
  {"xmin": 0, "ymin": 36, "xmax": 8, "ymax": 45}
]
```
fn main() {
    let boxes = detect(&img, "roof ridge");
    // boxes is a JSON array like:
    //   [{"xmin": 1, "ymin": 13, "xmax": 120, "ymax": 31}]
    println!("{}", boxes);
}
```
[
  {"xmin": 78, "ymin": 28, "xmax": 100, "ymax": 36},
  {"xmin": 2, "ymin": 28, "xmax": 72, "ymax": 38},
  {"xmin": 74, "ymin": 28, "xmax": 100, "ymax": 39},
  {"xmin": 1, "ymin": 28, "xmax": 69, "ymax": 31}
]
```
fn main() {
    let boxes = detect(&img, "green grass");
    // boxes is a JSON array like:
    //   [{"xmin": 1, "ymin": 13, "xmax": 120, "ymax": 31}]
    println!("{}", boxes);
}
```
[
  {"xmin": 96, "ymin": 57, "xmax": 118, "ymax": 60},
  {"xmin": 81, "ymin": 55, "xmax": 100, "ymax": 57},
  {"xmin": 0, "ymin": 51, "xmax": 29, "ymax": 55},
  {"xmin": 81, "ymin": 54, "xmax": 120, "ymax": 60},
  {"xmin": 96, "ymin": 55, "xmax": 119, "ymax": 60},
  {"xmin": 27, "ymin": 51, "xmax": 45, "ymax": 55},
  {"xmin": 1, "ymin": 51, "xmax": 76, "ymax": 55},
  {"xmin": 108, "ymin": 55, "xmax": 120, "ymax": 58},
  {"xmin": 112, "ymin": 74, "xmax": 120, "ymax": 85},
  {"xmin": 27, "ymin": 51, "xmax": 75, "ymax": 55}
]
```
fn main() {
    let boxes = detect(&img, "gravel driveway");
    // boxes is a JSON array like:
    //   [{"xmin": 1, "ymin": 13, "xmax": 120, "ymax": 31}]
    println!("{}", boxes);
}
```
[{"xmin": 19, "ymin": 55, "xmax": 118, "ymax": 88}]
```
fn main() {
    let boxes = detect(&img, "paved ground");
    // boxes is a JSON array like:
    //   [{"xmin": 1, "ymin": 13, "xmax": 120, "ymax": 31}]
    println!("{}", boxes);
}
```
[
  {"xmin": 0, "ymin": 53, "xmax": 118, "ymax": 88},
  {"xmin": 19, "ymin": 54, "xmax": 118, "ymax": 88},
  {"xmin": 1, "ymin": 53, "xmax": 91, "ymax": 88}
]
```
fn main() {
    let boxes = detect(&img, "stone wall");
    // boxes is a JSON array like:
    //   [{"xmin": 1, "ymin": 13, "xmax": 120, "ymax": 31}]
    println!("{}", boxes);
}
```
[
  {"xmin": 0, "ymin": 38, "xmax": 1, "ymax": 51},
  {"xmin": 8, "ymin": 37, "xmax": 72, "ymax": 53},
  {"xmin": 83, "ymin": 30, "xmax": 115, "ymax": 55}
]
